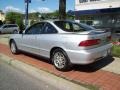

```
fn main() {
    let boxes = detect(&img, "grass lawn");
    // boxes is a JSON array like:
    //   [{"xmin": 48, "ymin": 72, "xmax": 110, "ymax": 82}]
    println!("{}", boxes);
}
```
[{"xmin": 112, "ymin": 45, "xmax": 120, "ymax": 58}]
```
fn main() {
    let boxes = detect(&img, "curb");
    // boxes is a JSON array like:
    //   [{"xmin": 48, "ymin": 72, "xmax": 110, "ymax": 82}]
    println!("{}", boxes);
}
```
[{"xmin": 0, "ymin": 53, "xmax": 88, "ymax": 90}]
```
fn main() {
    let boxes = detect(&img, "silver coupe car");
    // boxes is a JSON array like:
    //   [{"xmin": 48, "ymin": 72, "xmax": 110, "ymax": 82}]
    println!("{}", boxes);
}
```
[{"xmin": 9, "ymin": 20, "xmax": 112, "ymax": 70}]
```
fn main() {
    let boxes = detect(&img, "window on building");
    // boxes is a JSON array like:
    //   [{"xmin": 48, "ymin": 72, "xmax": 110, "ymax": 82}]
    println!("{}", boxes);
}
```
[
  {"xmin": 86, "ymin": 21, "xmax": 93, "ymax": 25},
  {"xmin": 79, "ymin": 0, "xmax": 88, "ymax": 3},
  {"xmin": 90, "ymin": 0, "xmax": 100, "ymax": 2}
]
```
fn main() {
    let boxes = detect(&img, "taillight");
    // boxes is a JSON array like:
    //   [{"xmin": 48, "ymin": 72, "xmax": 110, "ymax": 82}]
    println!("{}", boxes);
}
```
[
  {"xmin": 107, "ymin": 36, "xmax": 111, "ymax": 41},
  {"xmin": 79, "ymin": 39, "xmax": 101, "ymax": 47}
]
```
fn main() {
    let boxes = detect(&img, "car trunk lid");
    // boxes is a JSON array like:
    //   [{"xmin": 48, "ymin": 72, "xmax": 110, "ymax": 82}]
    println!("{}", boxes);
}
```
[{"xmin": 76, "ymin": 30, "xmax": 111, "ymax": 49}]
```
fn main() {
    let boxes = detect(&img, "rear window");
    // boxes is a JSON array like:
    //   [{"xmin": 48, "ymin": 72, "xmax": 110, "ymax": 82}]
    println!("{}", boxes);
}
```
[{"xmin": 54, "ymin": 21, "xmax": 95, "ymax": 32}]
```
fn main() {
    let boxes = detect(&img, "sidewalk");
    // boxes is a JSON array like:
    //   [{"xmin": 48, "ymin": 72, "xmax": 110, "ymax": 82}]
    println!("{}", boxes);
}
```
[
  {"xmin": 102, "ymin": 57, "xmax": 120, "ymax": 74},
  {"xmin": 0, "ymin": 54, "xmax": 87, "ymax": 90},
  {"xmin": 0, "ymin": 43, "xmax": 120, "ymax": 90}
]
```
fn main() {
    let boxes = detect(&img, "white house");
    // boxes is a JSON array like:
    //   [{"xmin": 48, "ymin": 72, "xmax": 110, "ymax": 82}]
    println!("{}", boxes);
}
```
[
  {"xmin": 75, "ymin": 0, "xmax": 120, "ymax": 30},
  {"xmin": 0, "ymin": 10, "xmax": 5, "ymax": 22}
]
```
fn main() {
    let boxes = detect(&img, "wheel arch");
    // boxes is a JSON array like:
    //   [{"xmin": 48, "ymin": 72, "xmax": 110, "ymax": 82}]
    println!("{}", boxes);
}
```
[
  {"xmin": 9, "ymin": 38, "xmax": 19, "ymax": 54},
  {"xmin": 50, "ymin": 46, "xmax": 72, "ymax": 71},
  {"xmin": 9, "ymin": 39, "xmax": 14, "ymax": 46},
  {"xmin": 50, "ymin": 47, "xmax": 65, "ymax": 59}
]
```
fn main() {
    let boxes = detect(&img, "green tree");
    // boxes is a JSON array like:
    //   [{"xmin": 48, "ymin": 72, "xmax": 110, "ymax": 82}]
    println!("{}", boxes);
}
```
[
  {"xmin": 5, "ymin": 12, "xmax": 25, "ymax": 30},
  {"xmin": 16, "ymin": 18, "xmax": 25, "ymax": 30},
  {"xmin": 29, "ymin": 12, "xmax": 40, "ymax": 20},
  {"xmin": 6, "ymin": 12, "xmax": 16, "ymax": 23},
  {"xmin": 51, "ymin": 10, "xmax": 59, "ymax": 19},
  {"xmin": 30, "ymin": 20, "xmax": 36, "ymax": 25},
  {"xmin": 43, "ymin": 10, "xmax": 59, "ymax": 19}
]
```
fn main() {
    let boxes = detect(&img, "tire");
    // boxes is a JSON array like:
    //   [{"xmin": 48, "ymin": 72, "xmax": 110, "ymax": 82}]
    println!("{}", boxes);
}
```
[
  {"xmin": 0, "ymin": 31, "xmax": 2, "ymax": 34},
  {"xmin": 10, "ymin": 40, "xmax": 19, "ymax": 54},
  {"xmin": 51, "ymin": 48, "xmax": 71, "ymax": 71}
]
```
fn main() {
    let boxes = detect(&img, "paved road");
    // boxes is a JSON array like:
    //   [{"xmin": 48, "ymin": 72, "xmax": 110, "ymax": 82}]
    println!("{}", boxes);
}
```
[
  {"xmin": 0, "ymin": 34, "xmax": 10, "ymax": 45},
  {"xmin": 0, "ymin": 34, "xmax": 10, "ymax": 38},
  {"xmin": 0, "ymin": 60, "xmax": 58, "ymax": 90}
]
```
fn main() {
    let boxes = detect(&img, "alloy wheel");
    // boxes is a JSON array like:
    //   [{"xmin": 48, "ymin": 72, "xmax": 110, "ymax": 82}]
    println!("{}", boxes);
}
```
[
  {"xmin": 11, "ymin": 42, "xmax": 16, "ymax": 54},
  {"xmin": 53, "ymin": 52, "xmax": 66, "ymax": 69}
]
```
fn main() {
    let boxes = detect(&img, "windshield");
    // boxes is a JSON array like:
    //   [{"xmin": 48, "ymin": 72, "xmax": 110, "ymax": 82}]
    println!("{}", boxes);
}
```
[{"xmin": 54, "ymin": 21, "xmax": 95, "ymax": 32}]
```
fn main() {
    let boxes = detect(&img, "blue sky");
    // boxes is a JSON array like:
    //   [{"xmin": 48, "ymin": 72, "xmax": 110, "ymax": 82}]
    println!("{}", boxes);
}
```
[{"xmin": 0, "ymin": 0, "xmax": 75, "ymax": 13}]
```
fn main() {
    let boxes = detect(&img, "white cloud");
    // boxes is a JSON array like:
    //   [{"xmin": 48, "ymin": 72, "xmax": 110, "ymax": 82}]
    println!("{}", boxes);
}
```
[
  {"xmin": 37, "ymin": 7, "xmax": 53, "ymax": 13},
  {"xmin": 30, "ymin": 7, "xmax": 53, "ymax": 13},
  {"xmin": 4, "ymin": 6, "xmax": 23, "ymax": 13},
  {"xmin": 29, "ymin": 9, "xmax": 36, "ymax": 13},
  {"xmin": 4, "ymin": 6, "xmax": 53, "ymax": 14}
]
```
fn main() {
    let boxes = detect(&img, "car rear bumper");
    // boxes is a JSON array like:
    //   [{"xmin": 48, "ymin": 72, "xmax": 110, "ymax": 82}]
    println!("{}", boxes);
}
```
[{"xmin": 66, "ymin": 43, "xmax": 113, "ymax": 64}]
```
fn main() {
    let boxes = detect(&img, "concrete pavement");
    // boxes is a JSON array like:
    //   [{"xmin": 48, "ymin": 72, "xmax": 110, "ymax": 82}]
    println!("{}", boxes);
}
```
[
  {"xmin": 0, "ymin": 34, "xmax": 10, "ymax": 45},
  {"xmin": 0, "ymin": 60, "xmax": 58, "ymax": 90},
  {"xmin": 0, "ymin": 53, "xmax": 88, "ymax": 90},
  {"xmin": 102, "ymin": 57, "xmax": 120, "ymax": 74}
]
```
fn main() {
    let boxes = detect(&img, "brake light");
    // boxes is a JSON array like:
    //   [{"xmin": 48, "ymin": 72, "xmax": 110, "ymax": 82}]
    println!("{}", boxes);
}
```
[
  {"xmin": 107, "ymin": 36, "xmax": 111, "ymax": 41},
  {"xmin": 79, "ymin": 39, "xmax": 101, "ymax": 47}
]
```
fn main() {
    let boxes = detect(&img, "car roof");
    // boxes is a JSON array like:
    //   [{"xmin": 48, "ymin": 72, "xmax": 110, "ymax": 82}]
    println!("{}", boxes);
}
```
[
  {"xmin": 42, "ymin": 19, "xmax": 74, "ymax": 23},
  {"xmin": 3, "ymin": 24, "xmax": 18, "ymax": 25}
]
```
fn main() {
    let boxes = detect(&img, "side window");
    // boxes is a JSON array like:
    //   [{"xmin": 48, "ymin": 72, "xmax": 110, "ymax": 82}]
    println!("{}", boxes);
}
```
[
  {"xmin": 72, "ymin": 23, "xmax": 85, "ymax": 31},
  {"xmin": 10, "ymin": 25, "xmax": 17, "ymax": 27},
  {"xmin": 64, "ymin": 22, "xmax": 71, "ymax": 31},
  {"xmin": 42, "ymin": 23, "xmax": 57, "ymax": 34},
  {"xmin": 3, "ymin": 25, "xmax": 8, "ymax": 28},
  {"xmin": 8, "ymin": 25, "xmax": 12, "ymax": 28},
  {"xmin": 73, "ymin": 23, "xmax": 81, "ymax": 31},
  {"xmin": 25, "ymin": 23, "xmax": 44, "ymax": 34},
  {"xmin": 7, "ymin": 25, "xmax": 12, "ymax": 28}
]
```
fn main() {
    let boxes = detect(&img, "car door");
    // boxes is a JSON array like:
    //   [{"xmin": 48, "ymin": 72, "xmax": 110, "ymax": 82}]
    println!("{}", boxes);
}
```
[
  {"xmin": 20, "ymin": 23, "xmax": 44, "ymax": 54},
  {"xmin": 2, "ymin": 25, "xmax": 9, "ymax": 33},
  {"xmin": 9, "ymin": 25, "xmax": 16, "ymax": 33},
  {"xmin": 6, "ymin": 25, "xmax": 13, "ymax": 33},
  {"xmin": 37, "ymin": 22, "xmax": 58, "ymax": 58}
]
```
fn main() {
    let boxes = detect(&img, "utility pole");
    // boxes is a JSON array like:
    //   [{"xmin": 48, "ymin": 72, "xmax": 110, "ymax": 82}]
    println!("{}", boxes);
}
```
[
  {"xmin": 25, "ymin": 0, "xmax": 31, "ymax": 28},
  {"xmin": 59, "ymin": 0, "xmax": 66, "ymax": 20}
]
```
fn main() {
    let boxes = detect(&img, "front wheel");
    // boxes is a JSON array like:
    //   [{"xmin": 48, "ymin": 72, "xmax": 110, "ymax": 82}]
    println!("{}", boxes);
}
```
[
  {"xmin": 10, "ymin": 41, "xmax": 19, "ymax": 54},
  {"xmin": 51, "ymin": 49, "xmax": 71, "ymax": 71}
]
